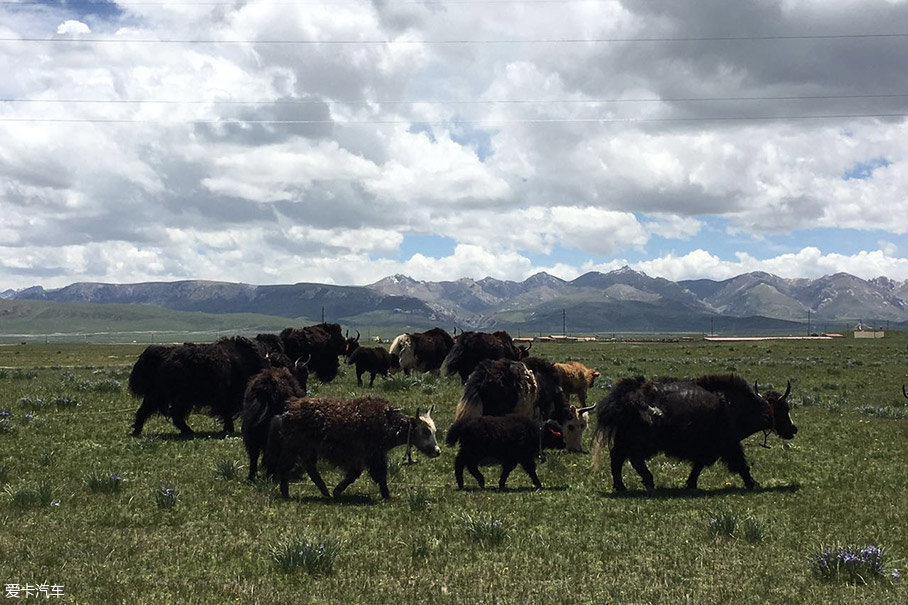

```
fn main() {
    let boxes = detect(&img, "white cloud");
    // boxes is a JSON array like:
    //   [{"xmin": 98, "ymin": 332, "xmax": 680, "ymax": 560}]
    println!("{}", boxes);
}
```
[
  {"xmin": 56, "ymin": 20, "xmax": 90, "ymax": 35},
  {"xmin": 3, "ymin": 0, "xmax": 908, "ymax": 291}
]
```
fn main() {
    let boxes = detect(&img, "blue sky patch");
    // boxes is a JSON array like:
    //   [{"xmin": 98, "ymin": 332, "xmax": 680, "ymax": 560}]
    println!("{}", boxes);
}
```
[{"xmin": 843, "ymin": 157, "xmax": 891, "ymax": 181}]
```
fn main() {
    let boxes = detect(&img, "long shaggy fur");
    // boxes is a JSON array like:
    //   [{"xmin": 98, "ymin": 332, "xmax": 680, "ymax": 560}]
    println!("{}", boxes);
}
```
[
  {"xmin": 264, "ymin": 396, "xmax": 440, "ymax": 499},
  {"xmin": 454, "ymin": 359, "xmax": 538, "ymax": 421},
  {"xmin": 442, "ymin": 330, "xmax": 527, "ymax": 383},
  {"xmin": 279, "ymin": 323, "xmax": 345, "ymax": 382},
  {"xmin": 389, "ymin": 327, "xmax": 454, "ymax": 375},
  {"xmin": 592, "ymin": 374, "xmax": 797, "ymax": 491},
  {"xmin": 129, "ymin": 336, "xmax": 268, "ymax": 436},
  {"xmin": 241, "ymin": 367, "xmax": 304, "ymax": 480}
]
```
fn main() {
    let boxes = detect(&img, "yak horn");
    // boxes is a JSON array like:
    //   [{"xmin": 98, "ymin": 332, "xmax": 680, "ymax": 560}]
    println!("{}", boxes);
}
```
[
  {"xmin": 577, "ymin": 405, "xmax": 596, "ymax": 414},
  {"xmin": 903, "ymin": 384, "xmax": 908, "ymax": 400},
  {"xmin": 295, "ymin": 353, "xmax": 312, "ymax": 369},
  {"xmin": 525, "ymin": 341, "xmax": 533, "ymax": 351},
  {"xmin": 781, "ymin": 379, "xmax": 792, "ymax": 402}
]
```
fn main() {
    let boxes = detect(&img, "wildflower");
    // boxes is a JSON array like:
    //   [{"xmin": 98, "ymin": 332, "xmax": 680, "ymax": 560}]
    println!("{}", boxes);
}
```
[
  {"xmin": 892, "ymin": 569, "xmax": 901, "ymax": 581},
  {"xmin": 0, "ymin": 410, "xmax": 10, "ymax": 418}
]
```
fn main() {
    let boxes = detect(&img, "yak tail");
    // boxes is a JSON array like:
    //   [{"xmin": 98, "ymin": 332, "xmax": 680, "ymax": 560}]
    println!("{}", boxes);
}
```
[
  {"xmin": 261, "ymin": 415, "xmax": 284, "ymax": 478},
  {"xmin": 591, "ymin": 417, "xmax": 612, "ymax": 473},
  {"xmin": 453, "ymin": 377, "xmax": 484, "ymax": 421},
  {"xmin": 441, "ymin": 342, "xmax": 464, "ymax": 378},
  {"xmin": 445, "ymin": 419, "xmax": 464, "ymax": 447},
  {"xmin": 128, "ymin": 345, "xmax": 169, "ymax": 397}
]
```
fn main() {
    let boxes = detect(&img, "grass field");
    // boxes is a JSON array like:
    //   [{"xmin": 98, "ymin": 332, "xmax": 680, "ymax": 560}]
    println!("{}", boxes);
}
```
[{"xmin": 1, "ymin": 336, "xmax": 906, "ymax": 604}]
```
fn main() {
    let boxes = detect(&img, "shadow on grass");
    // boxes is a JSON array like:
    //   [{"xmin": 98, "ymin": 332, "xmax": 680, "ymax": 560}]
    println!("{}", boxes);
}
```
[
  {"xmin": 456, "ymin": 485, "xmax": 571, "ymax": 493},
  {"xmin": 135, "ymin": 430, "xmax": 237, "ymax": 441},
  {"xmin": 273, "ymin": 492, "xmax": 381, "ymax": 506},
  {"xmin": 600, "ymin": 482, "xmax": 801, "ymax": 499}
]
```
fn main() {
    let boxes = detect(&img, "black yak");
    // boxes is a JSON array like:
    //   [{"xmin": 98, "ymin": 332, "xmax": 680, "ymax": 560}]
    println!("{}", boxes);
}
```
[
  {"xmin": 452, "ymin": 357, "xmax": 574, "ymax": 442},
  {"xmin": 129, "ymin": 336, "xmax": 269, "ymax": 436},
  {"xmin": 279, "ymin": 323, "xmax": 346, "ymax": 383},
  {"xmin": 442, "ymin": 330, "xmax": 530, "ymax": 383},
  {"xmin": 446, "ymin": 415, "xmax": 566, "ymax": 490},
  {"xmin": 264, "ymin": 397, "xmax": 440, "ymax": 499},
  {"xmin": 389, "ymin": 327, "xmax": 455, "ymax": 375},
  {"xmin": 241, "ymin": 367, "xmax": 306, "ymax": 481},
  {"xmin": 347, "ymin": 346, "xmax": 400, "ymax": 387},
  {"xmin": 592, "ymin": 375, "xmax": 797, "ymax": 492}
]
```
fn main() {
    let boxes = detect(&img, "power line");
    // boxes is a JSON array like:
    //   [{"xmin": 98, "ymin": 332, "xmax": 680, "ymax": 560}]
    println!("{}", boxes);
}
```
[
  {"xmin": 3, "ymin": 93, "xmax": 908, "ymax": 106},
  {"xmin": 2, "ymin": 111, "xmax": 907, "ymax": 125},
  {"xmin": 4, "ymin": 32, "xmax": 908, "ymax": 44}
]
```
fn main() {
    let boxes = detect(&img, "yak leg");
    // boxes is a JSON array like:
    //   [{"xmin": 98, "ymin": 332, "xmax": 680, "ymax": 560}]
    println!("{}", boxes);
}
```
[
  {"xmin": 222, "ymin": 417, "xmax": 236, "ymax": 434},
  {"xmin": 609, "ymin": 447, "xmax": 628, "ymax": 492},
  {"xmin": 498, "ymin": 461, "xmax": 518, "ymax": 490},
  {"xmin": 246, "ymin": 446, "xmax": 260, "ymax": 481},
  {"xmin": 171, "ymin": 412, "xmax": 194, "ymax": 437},
  {"xmin": 520, "ymin": 459, "xmax": 543, "ymax": 490},
  {"xmin": 454, "ymin": 452, "xmax": 467, "ymax": 489},
  {"xmin": 722, "ymin": 445, "xmax": 757, "ymax": 489},
  {"xmin": 629, "ymin": 455, "xmax": 655, "ymax": 491},
  {"xmin": 131, "ymin": 396, "xmax": 161, "ymax": 435},
  {"xmin": 355, "ymin": 370, "xmax": 364, "ymax": 387},
  {"xmin": 368, "ymin": 371, "xmax": 377, "ymax": 387},
  {"xmin": 686, "ymin": 462, "xmax": 705, "ymax": 489},
  {"xmin": 303, "ymin": 458, "xmax": 331, "ymax": 498},
  {"xmin": 334, "ymin": 468, "xmax": 364, "ymax": 498},
  {"xmin": 466, "ymin": 462, "xmax": 485, "ymax": 489},
  {"xmin": 368, "ymin": 463, "xmax": 391, "ymax": 500}
]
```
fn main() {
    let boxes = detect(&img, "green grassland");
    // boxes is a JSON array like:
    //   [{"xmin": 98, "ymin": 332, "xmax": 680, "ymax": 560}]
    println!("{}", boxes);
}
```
[{"xmin": 1, "ymin": 335, "xmax": 906, "ymax": 604}]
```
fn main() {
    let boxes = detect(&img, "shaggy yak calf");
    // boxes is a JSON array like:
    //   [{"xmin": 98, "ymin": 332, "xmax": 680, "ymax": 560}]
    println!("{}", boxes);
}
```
[
  {"xmin": 445, "ymin": 415, "xmax": 566, "ymax": 490},
  {"xmin": 347, "ymin": 346, "xmax": 400, "ymax": 387},
  {"xmin": 265, "ymin": 397, "xmax": 441, "ymax": 499}
]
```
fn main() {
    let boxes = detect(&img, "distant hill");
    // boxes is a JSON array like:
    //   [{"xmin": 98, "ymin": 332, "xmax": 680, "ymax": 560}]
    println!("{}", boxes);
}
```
[{"xmin": 4, "ymin": 268, "xmax": 908, "ymax": 337}]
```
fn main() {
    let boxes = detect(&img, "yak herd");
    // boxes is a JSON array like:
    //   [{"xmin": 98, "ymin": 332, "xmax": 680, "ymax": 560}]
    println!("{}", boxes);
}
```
[{"xmin": 128, "ymin": 323, "xmax": 800, "ymax": 498}]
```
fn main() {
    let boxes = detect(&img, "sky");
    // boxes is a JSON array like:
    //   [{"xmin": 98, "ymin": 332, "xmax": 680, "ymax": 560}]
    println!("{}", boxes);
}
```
[{"xmin": 2, "ymin": 0, "xmax": 908, "ymax": 291}]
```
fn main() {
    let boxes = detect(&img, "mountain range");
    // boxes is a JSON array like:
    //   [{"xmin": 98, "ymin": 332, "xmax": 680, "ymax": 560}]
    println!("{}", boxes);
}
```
[{"xmin": 3, "ymin": 268, "xmax": 908, "ymax": 335}]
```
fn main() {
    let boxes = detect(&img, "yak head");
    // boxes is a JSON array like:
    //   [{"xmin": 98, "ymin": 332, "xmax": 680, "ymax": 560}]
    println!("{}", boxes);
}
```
[
  {"xmin": 343, "ymin": 330, "xmax": 361, "ymax": 358},
  {"xmin": 407, "ymin": 405, "xmax": 441, "ymax": 459},
  {"xmin": 758, "ymin": 380, "xmax": 797, "ymax": 440},
  {"xmin": 562, "ymin": 404, "xmax": 595, "ymax": 452},
  {"xmin": 516, "ymin": 340, "xmax": 532, "ymax": 360}
]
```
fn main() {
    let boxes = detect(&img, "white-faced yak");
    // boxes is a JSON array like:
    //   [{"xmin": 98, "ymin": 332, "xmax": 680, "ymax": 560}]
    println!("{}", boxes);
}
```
[
  {"xmin": 446, "ymin": 414, "xmax": 566, "ymax": 490},
  {"xmin": 264, "ymin": 397, "xmax": 441, "ymax": 500},
  {"xmin": 389, "ymin": 327, "xmax": 455, "ymax": 375},
  {"xmin": 592, "ymin": 374, "xmax": 797, "ymax": 492},
  {"xmin": 129, "ymin": 336, "xmax": 268, "ymax": 436}
]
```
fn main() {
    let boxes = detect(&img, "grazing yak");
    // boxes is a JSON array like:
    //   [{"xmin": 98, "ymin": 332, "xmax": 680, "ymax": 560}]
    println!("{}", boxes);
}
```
[
  {"xmin": 592, "ymin": 375, "xmax": 797, "ymax": 492},
  {"xmin": 446, "ymin": 415, "xmax": 566, "ymax": 490},
  {"xmin": 264, "ymin": 397, "xmax": 441, "ymax": 499},
  {"xmin": 442, "ymin": 330, "xmax": 531, "ymax": 383},
  {"xmin": 279, "ymin": 323, "xmax": 346, "ymax": 383},
  {"xmin": 129, "ymin": 336, "xmax": 268, "ymax": 436},
  {"xmin": 389, "ymin": 327, "xmax": 455, "ymax": 375},
  {"xmin": 554, "ymin": 361, "xmax": 601, "ymax": 407},
  {"xmin": 241, "ymin": 367, "xmax": 305, "ymax": 481}
]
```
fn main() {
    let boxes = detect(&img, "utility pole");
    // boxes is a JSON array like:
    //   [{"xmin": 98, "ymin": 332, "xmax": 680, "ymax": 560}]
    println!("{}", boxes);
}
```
[
  {"xmin": 321, "ymin": 306, "xmax": 325, "ymax": 323},
  {"xmin": 807, "ymin": 310, "xmax": 811, "ymax": 336},
  {"xmin": 562, "ymin": 309, "xmax": 566, "ymax": 336}
]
